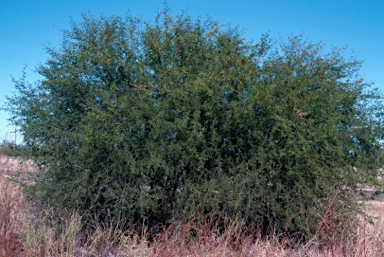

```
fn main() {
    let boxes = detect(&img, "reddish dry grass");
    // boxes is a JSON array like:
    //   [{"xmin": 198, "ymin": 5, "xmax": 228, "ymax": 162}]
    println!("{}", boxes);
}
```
[{"xmin": 148, "ymin": 216, "xmax": 284, "ymax": 257}]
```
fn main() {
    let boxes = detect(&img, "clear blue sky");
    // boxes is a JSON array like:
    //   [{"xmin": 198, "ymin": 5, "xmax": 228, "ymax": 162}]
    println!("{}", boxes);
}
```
[{"xmin": 1, "ymin": 0, "xmax": 383, "ymax": 141}]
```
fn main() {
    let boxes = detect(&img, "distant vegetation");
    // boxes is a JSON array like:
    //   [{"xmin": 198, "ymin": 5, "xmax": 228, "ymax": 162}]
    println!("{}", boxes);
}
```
[{"xmin": 3, "ymin": 9, "xmax": 384, "ymax": 242}]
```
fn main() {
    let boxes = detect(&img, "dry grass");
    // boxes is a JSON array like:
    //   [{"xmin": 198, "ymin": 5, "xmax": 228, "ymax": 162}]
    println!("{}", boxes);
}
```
[
  {"xmin": 0, "ymin": 172, "xmax": 23, "ymax": 256},
  {"xmin": 363, "ymin": 201, "xmax": 384, "ymax": 218},
  {"xmin": 0, "ymin": 153, "xmax": 34, "ymax": 177},
  {"xmin": 2, "ymin": 152, "xmax": 384, "ymax": 256}
]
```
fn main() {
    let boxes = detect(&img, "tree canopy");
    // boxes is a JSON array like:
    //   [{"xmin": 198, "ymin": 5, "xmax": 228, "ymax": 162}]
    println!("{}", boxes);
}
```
[{"xmin": 4, "ymin": 10, "xmax": 384, "ymax": 238}]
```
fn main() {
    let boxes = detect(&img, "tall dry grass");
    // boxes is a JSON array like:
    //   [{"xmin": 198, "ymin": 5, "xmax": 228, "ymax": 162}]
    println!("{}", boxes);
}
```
[
  {"xmin": 0, "ymin": 173, "xmax": 23, "ymax": 256},
  {"xmin": 2, "ymin": 152, "xmax": 384, "ymax": 257}
]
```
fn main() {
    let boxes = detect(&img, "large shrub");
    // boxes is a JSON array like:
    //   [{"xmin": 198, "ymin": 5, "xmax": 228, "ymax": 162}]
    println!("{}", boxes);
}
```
[{"xmin": 4, "ymin": 11, "xmax": 384, "ymax": 238}]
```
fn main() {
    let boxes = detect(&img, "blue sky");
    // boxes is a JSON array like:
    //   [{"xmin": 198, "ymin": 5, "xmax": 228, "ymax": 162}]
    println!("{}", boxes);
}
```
[{"xmin": 1, "ymin": 0, "xmax": 383, "ymax": 141}]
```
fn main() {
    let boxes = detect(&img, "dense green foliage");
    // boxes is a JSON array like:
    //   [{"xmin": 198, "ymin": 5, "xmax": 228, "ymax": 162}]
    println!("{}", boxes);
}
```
[{"xmin": 4, "ymin": 11, "xmax": 384, "ymax": 238}]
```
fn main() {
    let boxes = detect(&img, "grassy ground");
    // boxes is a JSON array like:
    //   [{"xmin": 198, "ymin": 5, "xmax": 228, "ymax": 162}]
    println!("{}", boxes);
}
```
[{"xmin": 2, "ymin": 152, "xmax": 384, "ymax": 257}]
